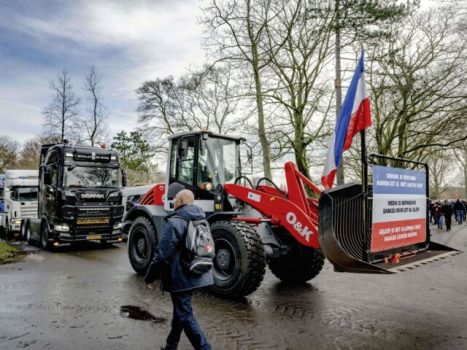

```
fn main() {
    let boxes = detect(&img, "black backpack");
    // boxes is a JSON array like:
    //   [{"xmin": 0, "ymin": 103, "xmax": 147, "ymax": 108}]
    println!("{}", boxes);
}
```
[{"xmin": 175, "ymin": 216, "xmax": 215, "ymax": 275}]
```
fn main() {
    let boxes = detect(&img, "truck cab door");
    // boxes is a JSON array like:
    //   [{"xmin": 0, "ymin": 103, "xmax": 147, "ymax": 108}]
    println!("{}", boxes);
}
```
[{"xmin": 41, "ymin": 164, "xmax": 58, "ymax": 222}]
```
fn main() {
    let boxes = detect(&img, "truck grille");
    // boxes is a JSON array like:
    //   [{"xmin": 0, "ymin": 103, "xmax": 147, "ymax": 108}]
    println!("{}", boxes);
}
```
[
  {"xmin": 20, "ymin": 207, "xmax": 37, "ymax": 218},
  {"xmin": 61, "ymin": 205, "xmax": 124, "ymax": 223},
  {"xmin": 77, "ymin": 206, "xmax": 111, "ymax": 217}
]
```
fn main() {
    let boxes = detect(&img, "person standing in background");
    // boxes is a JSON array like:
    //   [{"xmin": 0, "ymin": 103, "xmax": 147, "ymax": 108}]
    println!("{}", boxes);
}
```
[
  {"xmin": 453, "ymin": 199, "xmax": 465, "ymax": 225},
  {"xmin": 441, "ymin": 200, "xmax": 453, "ymax": 231}
]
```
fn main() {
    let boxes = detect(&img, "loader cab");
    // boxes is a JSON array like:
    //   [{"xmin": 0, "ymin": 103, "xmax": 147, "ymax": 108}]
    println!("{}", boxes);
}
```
[{"xmin": 164, "ymin": 131, "xmax": 243, "ymax": 212}]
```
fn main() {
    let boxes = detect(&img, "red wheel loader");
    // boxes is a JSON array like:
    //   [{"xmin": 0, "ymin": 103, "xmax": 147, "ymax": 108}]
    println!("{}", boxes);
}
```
[{"xmin": 124, "ymin": 131, "xmax": 459, "ymax": 299}]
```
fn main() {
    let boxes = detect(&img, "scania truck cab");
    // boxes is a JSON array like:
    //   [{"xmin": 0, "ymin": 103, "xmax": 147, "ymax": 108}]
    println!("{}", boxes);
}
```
[
  {"xmin": 24, "ymin": 143, "xmax": 126, "ymax": 249},
  {"xmin": 0, "ymin": 170, "xmax": 38, "ymax": 239}
]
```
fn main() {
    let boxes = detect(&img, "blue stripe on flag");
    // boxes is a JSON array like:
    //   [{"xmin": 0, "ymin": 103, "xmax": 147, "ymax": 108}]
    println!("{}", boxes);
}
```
[{"xmin": 333, "ymin": 53, "xmax": 365, "ymax": 167}]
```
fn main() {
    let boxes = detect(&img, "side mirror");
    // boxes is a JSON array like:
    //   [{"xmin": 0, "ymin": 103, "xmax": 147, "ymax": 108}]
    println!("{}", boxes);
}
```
[{"xmin": 121, "ymin": 169, "xmax": 127, "ymax": 187}]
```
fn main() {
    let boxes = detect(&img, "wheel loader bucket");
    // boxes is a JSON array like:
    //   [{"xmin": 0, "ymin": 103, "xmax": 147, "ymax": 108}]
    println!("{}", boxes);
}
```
[{"xmin": 318, "ymin": 183, "xmax": 460, "ymax": 273}]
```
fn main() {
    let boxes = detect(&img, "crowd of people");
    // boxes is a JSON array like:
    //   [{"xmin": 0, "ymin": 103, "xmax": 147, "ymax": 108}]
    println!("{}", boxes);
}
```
[{"xmin": 429, "ymin": 199, "xmax": 467, "ymax": 231}]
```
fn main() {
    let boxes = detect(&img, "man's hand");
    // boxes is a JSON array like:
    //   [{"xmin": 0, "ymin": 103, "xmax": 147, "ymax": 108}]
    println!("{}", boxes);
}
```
[{"xmin": 145, "ymin": 283, "xmax": 154, "ymax": 290}]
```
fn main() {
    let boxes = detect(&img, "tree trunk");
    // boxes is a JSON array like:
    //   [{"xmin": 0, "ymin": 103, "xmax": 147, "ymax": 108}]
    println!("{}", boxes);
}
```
[
  {"xmin": 335, "ymin": 0, "xmax": 344, "ymax": 185},
  {"xmin": 252, "ymin": 52, "xmax": 271, "ymax": 178},
  {"xmin": 464, "ymin": 148, "xmax": 467, "ymax": 198}
]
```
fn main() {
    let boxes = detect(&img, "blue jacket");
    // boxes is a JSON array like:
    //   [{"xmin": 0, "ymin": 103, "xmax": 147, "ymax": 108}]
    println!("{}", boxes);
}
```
[{"xmin": 144, "ymin": 204, "xmax": 214, "ymax": 292}]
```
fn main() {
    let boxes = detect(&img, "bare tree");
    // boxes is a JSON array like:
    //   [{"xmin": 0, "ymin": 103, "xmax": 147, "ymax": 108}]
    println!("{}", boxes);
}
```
[
  {"xmin": 17, "ymin": 138, "xmax": 40, "ymax": 170},
  {"xmin": 263, "ymin": 0, "xmax": 335, "ymax": 179},
  {"xmin": 202, "ymin": 0, "xmax": 290, "ymax": 178},
  {"xmin": 16, "ymin": 135, "xmax": 61, "ymax": 169},
  {"xmin": 42, "ymin": 70, "xmax": 80, "ymax": 143},
  {"xmin": 136, "ymin": 67, "xmax": 243, "ymax": 153},
  {"xmin": 190, "ymin": 65, "xmax": 242, "ymax": 134},
  {"xmin": 368, "ymin": 7, "xmax": 467, "ymax": 163},
  {"xmin": 0, "ymin": 136, "xmax": 19, "ymax": 172},
  {"xmin": 428, "ymin": 150, "xmax": 454, "ymax": 199},
  {"xmin": 453, "ymin": 140, "xmax": 467, "ymax": 198},
  {"xmin": 79, "ymin": 66, "xmax": 107, "ymax": 146}
]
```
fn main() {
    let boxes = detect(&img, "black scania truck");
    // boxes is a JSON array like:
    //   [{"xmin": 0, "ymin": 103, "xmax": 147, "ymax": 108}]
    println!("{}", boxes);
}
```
[{"xmin": 24, "ymin": 143, "xmax": 126, "ymax": 249}]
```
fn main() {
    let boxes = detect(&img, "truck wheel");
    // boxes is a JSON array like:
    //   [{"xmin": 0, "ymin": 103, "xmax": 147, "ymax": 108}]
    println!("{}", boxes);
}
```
[
  {"xmin": 210, "ymin": 221, "xmax": 266, "ymax": 299},
  {"xmin": 128, "ymin": 216, "xmax": 156, "ymax": 275},
  {"xmin": 25, "ymin": 224, "xmax": 33, "ymax": 245},
  {"xmin": 268, "ymin": 242, "xmax": 324, "ymax": 284},
  {"xmin": 5, "ymin": 218, "xmax": 11, "ymax": 241},
  {"xmin": 40, "ymin": 224, "xmax": 52, "ymax": 250},
  {"xmin": 21, "ymin": 221, "xmax": 27, "ymax": 241}
]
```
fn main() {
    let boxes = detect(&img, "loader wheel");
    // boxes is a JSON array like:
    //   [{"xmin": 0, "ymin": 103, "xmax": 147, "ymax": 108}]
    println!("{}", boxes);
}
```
[
  {"xmin": 210, "ymin": 221, "xmax": 266, "ymax": 299},
  {"xmin": 268, "ymin": 241, "xmax": 324, "ymax": 284},
  {"xmin": 128, "ymin": 216, "xmax": 156, "ymax": 275}
]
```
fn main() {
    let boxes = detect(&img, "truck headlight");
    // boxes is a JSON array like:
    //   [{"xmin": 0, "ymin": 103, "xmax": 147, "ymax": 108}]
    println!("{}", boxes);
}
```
[
  {"xmin": 11, "ymin": 218, "xmax": 21, "ymax": 225},
  {"xmin": 113, "ymin": 222, "xmax": 123, "ymax": 230},
  {"xmin": 54, "ymin": 223, "xmax": 70, "ymax": 232}
]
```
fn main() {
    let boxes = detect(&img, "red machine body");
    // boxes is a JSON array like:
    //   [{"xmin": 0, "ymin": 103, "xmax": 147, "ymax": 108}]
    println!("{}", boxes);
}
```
[
  {"xmin": 224, "ymin": 162, "xmax": 321, "ymax": 249},
  {"xmin": 139, "ymin": 184, "xmax": 165, "ymax": 206}
]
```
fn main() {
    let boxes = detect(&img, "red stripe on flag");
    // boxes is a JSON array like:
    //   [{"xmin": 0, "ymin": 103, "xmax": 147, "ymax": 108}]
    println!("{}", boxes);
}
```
[
  {"xmin": 343, "ymin": 98, "xmax": 371, "ymax": 151},
  {"xmin": 321, "ymin": 169, "xmax": 336, "ymax": 190}
]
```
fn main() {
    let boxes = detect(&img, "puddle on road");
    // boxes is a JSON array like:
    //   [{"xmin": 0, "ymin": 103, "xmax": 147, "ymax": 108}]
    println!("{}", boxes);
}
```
[{"xmin": 120, "ymin": 305, "xmax": 166, "ymax": 323}]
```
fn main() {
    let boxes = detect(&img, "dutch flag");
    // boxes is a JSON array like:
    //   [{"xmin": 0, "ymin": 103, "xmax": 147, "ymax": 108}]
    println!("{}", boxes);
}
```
[{"xmin": 321, "ymin": 51, "xmax": 372, "ymax": 189}]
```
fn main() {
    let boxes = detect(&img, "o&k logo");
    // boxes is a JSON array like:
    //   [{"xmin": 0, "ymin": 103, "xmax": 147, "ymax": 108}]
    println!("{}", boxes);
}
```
[{"xmin": 286, "ymin": 211, "xmax": 313, "ymax": 242}]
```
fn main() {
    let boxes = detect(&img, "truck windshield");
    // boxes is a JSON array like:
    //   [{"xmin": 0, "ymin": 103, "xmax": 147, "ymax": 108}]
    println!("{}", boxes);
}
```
[
  {"xmin": 12, "ymin": 187, "xmax": 38, "ymax": 201},
  {"xmin": 64, "ymin": 167, "xmax": 121, "ymax": 188},
  {"xmin": 198, "ymin": 137, "xmax": 240, "ymax": 187}
]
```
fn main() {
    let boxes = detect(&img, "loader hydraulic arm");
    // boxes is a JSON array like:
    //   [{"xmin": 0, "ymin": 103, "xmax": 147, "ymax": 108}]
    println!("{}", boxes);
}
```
[{"xmin": 224, "ymin": 162, "xmax": 322, "ymax": 249}]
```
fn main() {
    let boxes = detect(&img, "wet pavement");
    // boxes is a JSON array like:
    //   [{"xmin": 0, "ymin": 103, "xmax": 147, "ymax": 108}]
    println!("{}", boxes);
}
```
[{"xmin": 1, "ymin": 223, "xmax": 467, "ymax": 350}]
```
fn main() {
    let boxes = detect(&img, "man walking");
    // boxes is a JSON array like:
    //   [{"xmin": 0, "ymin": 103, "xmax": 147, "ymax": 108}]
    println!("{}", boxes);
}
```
[
  {"xmin": 453, "ymin": 199, "xmax": 466, "ymax": 225},
  {"xmin": 441, "ymin": 200, "xmax": 453, "ymax": 231},
  {"xmin": 145, "ymin": 189, "xmax": 213, "ymax": 350}
]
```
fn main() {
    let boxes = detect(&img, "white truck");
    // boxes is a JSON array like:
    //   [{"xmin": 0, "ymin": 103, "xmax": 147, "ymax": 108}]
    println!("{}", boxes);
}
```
[
  {"xmin": 0, "ymin": 170, "xmax": 39, "ymax": 239},
  {"xmin": 0, "ymin": 174, "xmax": 5, "ymax": 236}
]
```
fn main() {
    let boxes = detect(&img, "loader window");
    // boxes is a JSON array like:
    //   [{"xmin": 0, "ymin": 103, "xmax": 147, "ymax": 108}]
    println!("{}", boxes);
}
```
[
  {"xmin": 171, "ymin": 136, "xmax": 195, "ymax": 185},
  {"xmin": 199, "ymin": 137, "xmax": 239, "ymax": 187}
]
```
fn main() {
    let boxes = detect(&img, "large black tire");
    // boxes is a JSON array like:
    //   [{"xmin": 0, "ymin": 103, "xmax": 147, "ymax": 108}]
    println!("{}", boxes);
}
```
[
  {"xmin": 128, "ymin": 216, "xmax": 156, "ymax": 275},
  {"xmin": 210, "ymin": 221, "xmax": 266, "ymax": 299},
  {"xmin": 25, "ymin": 222, "xmax": 34, "ymax": 246},
  {"xmin": 4, "ymin": 218, "xmax": 10, "ymax": 241},
  {"xmin": 268, "ymin": 239, "xmax": 324, "ymax": 283},
  {"xmin": 40, "ymin": 223, "xmax": 52, "ymax": 251},
  {"xmin": 20, "ymin": 221, "xmax": 27, "ymax": 241}
]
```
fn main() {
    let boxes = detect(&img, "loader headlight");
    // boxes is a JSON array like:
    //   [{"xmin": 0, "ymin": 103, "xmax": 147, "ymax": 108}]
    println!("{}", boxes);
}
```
[
  {"xmin": 200, "ymin": 182, "xmax": 213, "ymax": 191},
  {"xmin": 54, "ymin": 223, "xmax": 70, "ymax": 232}
]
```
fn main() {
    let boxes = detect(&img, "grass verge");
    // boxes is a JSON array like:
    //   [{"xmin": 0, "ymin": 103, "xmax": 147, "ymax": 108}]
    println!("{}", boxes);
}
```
[{"xmin": 0, "ymin": 241, "xmax": 25, "ymax": 264}]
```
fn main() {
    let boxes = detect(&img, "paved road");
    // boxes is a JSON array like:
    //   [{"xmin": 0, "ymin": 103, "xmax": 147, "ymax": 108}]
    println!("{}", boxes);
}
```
[{"xmin": 1, "ymin": 222, "xmax": 467, "ymax": 350}]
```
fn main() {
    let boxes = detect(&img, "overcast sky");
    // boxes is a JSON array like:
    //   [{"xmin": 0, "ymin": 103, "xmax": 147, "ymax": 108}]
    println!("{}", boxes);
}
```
[
  {"xmin": 0, "ymin": 0, "xmax": 439, "ymax": 147},
  {"xmin": 0, "ymin": 0, "xmax": 206, "ymax": 145}
]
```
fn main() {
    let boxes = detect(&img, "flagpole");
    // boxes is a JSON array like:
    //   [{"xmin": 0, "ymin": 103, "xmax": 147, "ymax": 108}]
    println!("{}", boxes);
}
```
[
  {"xmin": 361, "ymin": 129, "xmax": 368, "ymax": 193},
  {"xmin": 360, "ymin": 47, "xmax": 369, "ymax": 261}
]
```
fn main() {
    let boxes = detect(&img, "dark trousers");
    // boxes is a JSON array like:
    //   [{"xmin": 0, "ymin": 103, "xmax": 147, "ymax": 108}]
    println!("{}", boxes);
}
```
[
  {"xmin": 446, "ymin": 216, "xmax": 452, "ymax": 231},
  {"xmin": 165, "ymin": 291, "xmax": 211, "ymax": 350}
]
